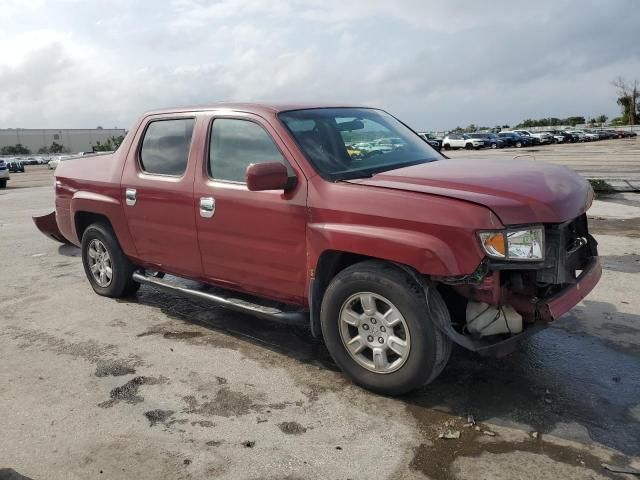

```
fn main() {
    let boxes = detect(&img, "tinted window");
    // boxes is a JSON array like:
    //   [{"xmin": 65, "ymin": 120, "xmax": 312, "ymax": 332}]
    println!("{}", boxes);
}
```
[
  {"xmin": 140, "ymin": 119, "xmax": 195, "ymax": 175},
  {"xmin": 209, "ymin": 118, "xmax": 286, "ymax": 182},
  {"xmin": 280, "ymin": 108, "xmax": 439, "ymax": 181}
]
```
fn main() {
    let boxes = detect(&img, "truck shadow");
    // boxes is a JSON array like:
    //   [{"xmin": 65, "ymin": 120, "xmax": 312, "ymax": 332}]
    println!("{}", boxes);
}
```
[
  {"xmin": 57, "ymin": 244, "xmax": 81, "ymax": 257},
  {"xmin": 127, "ymin": 284, "xmax": 640, "ymax": 456},
  {"xmin": 0, "ymin": 469, "xmax": 35, "ymax": 480}
]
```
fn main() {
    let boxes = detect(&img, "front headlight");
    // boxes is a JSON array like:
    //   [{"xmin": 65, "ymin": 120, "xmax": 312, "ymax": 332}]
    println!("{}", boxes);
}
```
[{"xmin": 478, "ymin": 226, "xmax": 544, "ymax": 261}]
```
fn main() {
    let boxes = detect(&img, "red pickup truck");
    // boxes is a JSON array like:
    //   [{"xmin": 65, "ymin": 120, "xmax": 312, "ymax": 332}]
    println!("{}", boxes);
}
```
[{"xmin": 35, "ymin": 103, "xmax": 601, "ymax": 395}]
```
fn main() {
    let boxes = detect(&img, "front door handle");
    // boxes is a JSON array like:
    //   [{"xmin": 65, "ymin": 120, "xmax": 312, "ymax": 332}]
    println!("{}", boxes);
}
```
[
  {"xmin": 200, "ymin": 197, "xmax": 215, "ymax": 218},
  {"xmin": 125, "ymin": 188, "xmax": 137, "ymax": 206}
]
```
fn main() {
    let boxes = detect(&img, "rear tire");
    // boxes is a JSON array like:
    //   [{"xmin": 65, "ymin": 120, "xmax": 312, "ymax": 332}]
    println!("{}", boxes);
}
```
[
  {"xmin": 491, "ymin": 142, "xmax": 497, "ymax": 149},
  {"xmin": 320, "ymin": 261, "xmax": 452, "ymax": 395},
  {"xmin": 515, "ymin": 141, "xmax": 523, "ymax": 148},
  {"xmin": 81, "ymin": 223, "xmax": 139, "ymax": 298},
  {"xmin": 0, "ymin": 179, "xmax": 6, "ymax": 188},
  {"xmin": 443, "ymin": 144, "xmax": 451, "ymax": 150}
]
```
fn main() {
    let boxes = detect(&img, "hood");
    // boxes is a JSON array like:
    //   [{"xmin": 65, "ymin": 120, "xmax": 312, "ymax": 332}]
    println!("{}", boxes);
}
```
[{"xmin": 346, "ymin": 158, "xmax": 593, "ymax": 225}]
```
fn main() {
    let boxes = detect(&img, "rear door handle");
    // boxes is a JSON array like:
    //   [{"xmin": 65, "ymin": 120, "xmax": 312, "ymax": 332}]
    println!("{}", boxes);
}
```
[
  {"xmin": 125, "ymin": 188, "xmax": 137, "ymax": 206},
  {"xmin": 200, "ymin": 197, "xmax": 215, "ymax": 218}
]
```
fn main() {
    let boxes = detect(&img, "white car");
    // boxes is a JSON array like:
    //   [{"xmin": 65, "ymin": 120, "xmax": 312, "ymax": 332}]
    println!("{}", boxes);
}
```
[
  {"xmin": 0, "ymin": 159, "xmax": 10, "ymax": 188},
  {"xmin": 565, "ymin": 130, "xmax": 586, "ymax": 141},
  {"xmin": 541, "ymin": 131, "xmax": 566, "ymax": 143},
  {"xmin": 48, "ymin": 156, "xmax": 63, "ymax": 169},
  {"xmin": 569, "ymin": 130, "xmax": 598, "ymax": 141},
  {"xmin": 511, "ymin": 130, "xmax": 553, "ymax": 144},
  {"xmin": 584, "ymin": 131, "xmax": 601, "ymax": 141},
  {"xmin": 442, "ymin": 133, "xmax": 484, "ymax": 150}
]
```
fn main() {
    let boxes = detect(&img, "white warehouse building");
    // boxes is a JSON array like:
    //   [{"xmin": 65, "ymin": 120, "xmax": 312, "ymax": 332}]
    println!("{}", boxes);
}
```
[{"xmin": 0, "ymin": 128, "xmax": 126, "ymax": 153}]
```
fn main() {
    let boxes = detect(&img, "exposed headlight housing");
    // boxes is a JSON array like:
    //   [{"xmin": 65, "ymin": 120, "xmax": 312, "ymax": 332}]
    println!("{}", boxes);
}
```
[{"xmin": 478, "ymin": 226, "xmax": 544, "ymax": 261}]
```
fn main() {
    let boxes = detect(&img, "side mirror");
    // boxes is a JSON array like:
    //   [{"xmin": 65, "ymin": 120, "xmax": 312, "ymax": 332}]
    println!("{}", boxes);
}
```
[{"xmin": 246, "ymin": 162, "xmax": 291, "ymax": 191}]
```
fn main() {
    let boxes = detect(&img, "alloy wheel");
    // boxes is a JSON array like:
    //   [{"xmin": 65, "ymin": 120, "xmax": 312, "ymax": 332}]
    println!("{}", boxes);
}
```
[
  {"xmin": 338, "ymin": 292, "xmax": 411, "ymax": 374},
  {"xmin": 87, "ymin": 239, "xmax": 113, "ymax": 287}
]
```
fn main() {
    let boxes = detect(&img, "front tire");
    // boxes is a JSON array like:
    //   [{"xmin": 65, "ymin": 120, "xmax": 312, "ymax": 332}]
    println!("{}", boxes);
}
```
[
  {"xmin": 81, "ymin": 223, "xmax": 139, "ymax": 297},
  {"xmin": 320, "ymin": 261, "xmax": 451, "ymax": 395},
  {"xmin": 515, "ymin": 141, "xmax": 523, "ymax": 148},
  {"xmin": 465, "ymin": 143, "xmax": 473, "ymax": 150}
]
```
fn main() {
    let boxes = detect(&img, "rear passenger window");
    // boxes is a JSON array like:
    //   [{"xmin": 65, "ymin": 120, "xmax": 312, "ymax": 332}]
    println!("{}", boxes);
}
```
[
  {"xmin": 140, "ymin": 118, "xmax": 195, "ymax": 176},
  {"xmin": 209, "ymin": 118, "xmax": 287, "ymax": 182}
]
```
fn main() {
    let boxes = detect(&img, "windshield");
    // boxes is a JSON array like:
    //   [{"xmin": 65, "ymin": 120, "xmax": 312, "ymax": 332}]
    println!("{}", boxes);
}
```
[{"xmin": 279, "ymin": 108, "xmax": 441, "ymax": 180}]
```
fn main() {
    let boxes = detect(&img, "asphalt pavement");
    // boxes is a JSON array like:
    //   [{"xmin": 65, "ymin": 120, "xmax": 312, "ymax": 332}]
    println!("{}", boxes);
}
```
[{"xmin": 1, "ymin": 158, "xmax": 639, "ymax": 479}]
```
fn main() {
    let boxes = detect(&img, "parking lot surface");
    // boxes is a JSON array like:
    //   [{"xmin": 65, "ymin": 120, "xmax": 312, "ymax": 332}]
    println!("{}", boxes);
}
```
[
  {"xmin": 447, "ymin": 136, "xmax": 640, "ymax": 189},
  {"xmin": 1, "ymin": 153, "xmax": 639, "ymax": 479}
]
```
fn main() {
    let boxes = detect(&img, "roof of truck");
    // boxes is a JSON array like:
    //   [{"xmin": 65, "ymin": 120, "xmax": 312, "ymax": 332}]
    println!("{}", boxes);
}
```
[{"xmin": 143, "ymin": 102, "xmax": 370, "ymax": 117}]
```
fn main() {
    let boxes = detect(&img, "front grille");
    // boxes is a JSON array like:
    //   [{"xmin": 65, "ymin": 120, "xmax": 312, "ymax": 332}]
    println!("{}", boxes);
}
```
[{"xmin": 536, "ymin": 214, "xmax": 598, "ymax": 285}]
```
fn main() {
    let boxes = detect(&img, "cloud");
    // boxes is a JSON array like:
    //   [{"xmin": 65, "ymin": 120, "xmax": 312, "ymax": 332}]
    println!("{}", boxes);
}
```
[{"xmin": 0, "ymin": 0, "xmax": 638, "ymax": 130}]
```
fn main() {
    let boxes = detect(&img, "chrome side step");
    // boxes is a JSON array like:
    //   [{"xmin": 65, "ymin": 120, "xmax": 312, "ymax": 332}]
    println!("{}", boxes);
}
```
[{"xmin": 132, "ymin": 270, "xmax": 309, "ymax": 326}]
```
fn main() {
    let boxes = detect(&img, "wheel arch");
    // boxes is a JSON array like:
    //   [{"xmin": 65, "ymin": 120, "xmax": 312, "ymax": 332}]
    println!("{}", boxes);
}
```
[
  {"xmin": 309, "ymin": 249, "xmax": 446, "ymax": 338},
  {"xmin": 70, "ymin": 191, "xmax": 138, "ymax": 257},
  {"xmin": 309, "ymin": 250, "xmax": 374, "ymax": 337},
  {"xmin": 75, "ymin": 211, "xmax": 114, "ymax": 240}
]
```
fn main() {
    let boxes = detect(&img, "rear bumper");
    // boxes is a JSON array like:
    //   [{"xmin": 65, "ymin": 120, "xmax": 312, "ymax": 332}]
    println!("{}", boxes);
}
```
[
  {"xmin": 540, "ymin": 256, "xmax": 602, "ymax": 321},
  {"xmin": 33, "ymin": 211, "xmax": 71, "ymax": 244}
]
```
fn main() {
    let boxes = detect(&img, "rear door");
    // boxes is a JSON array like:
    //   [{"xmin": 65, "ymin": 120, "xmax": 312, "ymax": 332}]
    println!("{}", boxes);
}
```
[
  {"xmin": 451, "ymin": 134, "xmax": 463, "ymax": 148},
  {"xmin": 121, "ymin": 114, "xmax": 203, "ymax": 278},
  {"xmin": 193, "ymin": 112, "xmax": 307, "ymax": 304}
]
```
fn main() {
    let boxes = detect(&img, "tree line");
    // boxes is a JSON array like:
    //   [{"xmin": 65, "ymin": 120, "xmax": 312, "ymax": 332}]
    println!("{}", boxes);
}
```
[{"xmin": 448, "ymin": 76, "xmax": 639, "ymax": 133}]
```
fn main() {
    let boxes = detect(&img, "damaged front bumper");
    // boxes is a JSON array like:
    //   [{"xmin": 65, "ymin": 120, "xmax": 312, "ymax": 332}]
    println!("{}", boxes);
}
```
[
  {"xmin": 443, "ymin": 256, "xmax": 602, "ymax": 357},
  {"xmin": 32, "ymin": 211, "xmax": 70, "ymax": 244},
  {"xmin": 540, "ymin": 256, "xmax": 602, "ymax": 320}
]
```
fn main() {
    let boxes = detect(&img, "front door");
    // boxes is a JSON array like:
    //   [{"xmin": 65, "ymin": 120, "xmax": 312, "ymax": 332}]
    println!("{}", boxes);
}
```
[
  {"xmin": 194, "ymin": 113, "xmax": 307, "ymax": 305},
  {"xmin": 121, "ymin": 114, "xmax": 203, "ymax": 278}
]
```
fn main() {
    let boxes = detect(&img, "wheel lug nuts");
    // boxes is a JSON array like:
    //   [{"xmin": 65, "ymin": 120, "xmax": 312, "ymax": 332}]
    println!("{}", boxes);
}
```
[
  {"xmin": 371, "ymin": 318, "xmax": 377, "ymax": 324},
  {"xmin": 367, "ymin": 335, "xmax": 374, "ymax": 342},
  {"xmin": 380, "ymin": 326, "xmax": 386, "ymax": 332},
  {"xmin": 362, "ymin": 324, "xmax": 369, "ymax": 330},
  {"xmin": 378, "ymin": 337, "xmax": 384, "ymax": 344}
]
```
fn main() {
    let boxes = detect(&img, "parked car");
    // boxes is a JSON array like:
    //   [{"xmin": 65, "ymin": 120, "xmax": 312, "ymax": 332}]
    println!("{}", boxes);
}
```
[
  {"xmin": 48, "ymin": 156, "xmax": 66, "ymax": 170},
  {"xmin": 565, "ymin": 130, "xmax": 587, "ymax": 142},
  {"xmin": 593, "ymin": 129, "xmax": 617, "ymax": 140},
  {"xmin": 497, "ymin": 132, "xmax": 531, "ymax": 148},
  {"xmin": 7, "ymin": 160, "xmax": 25, "ymax": 172},
  {"xmin": 442, "ymin": 133, "xmax": 484, "ymax": 150},
  {"xmin": 469, "ymin": 133, "xmax": 504, "ymax": 149},
  {"xmin": 511, "ymin": 130, "xmax": 553, "ymax": 145},
  {"xmin": 554, "ymin": 130, "xmax": 579, "ymax": 143},
  {"xmin": 34, "ymin": 103, "xmax": 602, "ymax": 395},
  {"xmin": 614, "ymin": 130, "xmax": 637, "ymax": 138},
  {"xmin": 418, "ymin": 132, "xmax": 442, "ymax": 150},
  {"xmin": 540, "ymin": 131, "xmax": 568, "ymax": 143},
  {"xmin": 582, "ymin": 130, "xmax": 600, "ymax": 141},
  {"xmin": 0, "ymin": 159, "xmax": 9, "ymax": 188}
]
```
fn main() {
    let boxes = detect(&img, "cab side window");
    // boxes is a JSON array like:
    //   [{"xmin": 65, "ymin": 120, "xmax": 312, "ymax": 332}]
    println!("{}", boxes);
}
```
[
  {"xmin": 209, "ymin": 118, "xmax": 288, "ymax": 182},
  {"xmin": 140, "ymin": 118, "xmax": 195, "ymax": 176}
]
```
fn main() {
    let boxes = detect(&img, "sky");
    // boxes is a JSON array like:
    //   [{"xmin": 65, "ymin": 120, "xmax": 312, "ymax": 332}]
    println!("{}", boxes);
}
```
[{"xmin": 1, "ymin": 0, "xmax": 639, "ymax": 131}]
